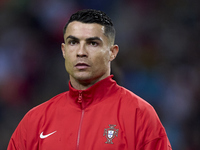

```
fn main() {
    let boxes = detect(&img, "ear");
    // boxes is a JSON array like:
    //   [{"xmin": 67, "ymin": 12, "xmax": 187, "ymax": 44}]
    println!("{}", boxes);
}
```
[
  {"xmin": 61, "ymin": 43, "xmax": 66, "ymax": 59},
  {"xmin": 109, "ymin": 45, "xmax": 119, "ymax": 61}
]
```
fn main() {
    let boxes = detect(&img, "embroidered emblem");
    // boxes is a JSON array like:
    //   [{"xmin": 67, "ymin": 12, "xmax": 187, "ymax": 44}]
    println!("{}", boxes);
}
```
[{"xmin": 103, "ymin": 124, "xmax": 119, "ymax": 144}]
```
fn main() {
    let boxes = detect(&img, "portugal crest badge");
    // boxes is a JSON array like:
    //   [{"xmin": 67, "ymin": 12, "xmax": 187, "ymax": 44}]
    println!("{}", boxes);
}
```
[{"xmin": 103, "ymin": 124, "xmax": 119, "ymax": 144}]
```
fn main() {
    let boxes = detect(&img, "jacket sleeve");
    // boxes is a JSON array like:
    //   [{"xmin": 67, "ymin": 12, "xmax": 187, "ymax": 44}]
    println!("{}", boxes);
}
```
[
  {"xmin": 7, "ymin": 114, "xmax": 28, "ymax": 150},
  {"xmin": 139, "ymin": 135, "xmax": 172, "ymax": 150},
  {"xmin": 7, "ymin": 138, "xmax": 17, "ymax": 150},
  {"xmin": 135, "ymin": 101, "xmax": 172, "ymax": 150}
]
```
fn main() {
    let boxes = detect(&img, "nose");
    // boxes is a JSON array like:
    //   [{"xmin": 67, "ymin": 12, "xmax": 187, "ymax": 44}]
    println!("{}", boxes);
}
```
[{"xmin": 77, "ymin": 43, "xmax": 88, "ymax": 57}]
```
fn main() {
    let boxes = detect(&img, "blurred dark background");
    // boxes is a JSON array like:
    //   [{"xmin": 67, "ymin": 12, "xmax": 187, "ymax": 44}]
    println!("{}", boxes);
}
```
[{"xmin": 0, "ymin": 0, "xmax": 200, "ymax": 149}]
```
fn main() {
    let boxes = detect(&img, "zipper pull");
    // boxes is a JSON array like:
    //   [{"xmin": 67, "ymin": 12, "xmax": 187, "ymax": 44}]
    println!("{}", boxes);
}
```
[{"xmin": 77, "ymin": 92, "xmax": 82, "ymax": 103}]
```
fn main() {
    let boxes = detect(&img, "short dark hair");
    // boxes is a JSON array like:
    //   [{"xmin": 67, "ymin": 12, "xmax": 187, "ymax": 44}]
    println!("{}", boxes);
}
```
[{"xmin": 63, "ymin": 9, "xmax": 116, "ymax": 44}]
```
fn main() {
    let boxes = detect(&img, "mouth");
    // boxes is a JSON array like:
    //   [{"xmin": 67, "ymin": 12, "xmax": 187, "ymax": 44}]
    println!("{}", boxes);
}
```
[{"xmin": 75, "ymin": 63, "xmax": 90, "ymax": 70}]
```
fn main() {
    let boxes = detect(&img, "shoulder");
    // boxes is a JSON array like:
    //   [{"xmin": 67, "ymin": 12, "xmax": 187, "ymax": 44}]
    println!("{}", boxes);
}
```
[
  {"xmin": 118, "ymin": 86, "xmax": 153, "ymax": 111},
  {"xmin": 118, "ymin": 86, "xmax": 168, "ymax": 146},
  {"xmin": 117, "ymin": 85, "xmax": 160, "ymax": 124},
  {"xmin": 24, "ymin": 91, "xmax": 68, "ymax": 122}
]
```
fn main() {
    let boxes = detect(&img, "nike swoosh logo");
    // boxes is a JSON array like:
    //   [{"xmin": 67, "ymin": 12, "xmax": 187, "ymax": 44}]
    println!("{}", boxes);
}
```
[{"xmin": 40, "ymin": 131, "xmax": 57, "ymax": 139}]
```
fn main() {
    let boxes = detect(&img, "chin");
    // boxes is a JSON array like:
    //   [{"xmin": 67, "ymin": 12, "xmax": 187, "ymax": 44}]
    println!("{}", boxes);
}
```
[
  {"xmin": 72, "ymin": 71, "xmax": 106, "ymax": 84},
  {"xmin": 74, "ymin": 73, "xmax": 93, "ymax": 82}
]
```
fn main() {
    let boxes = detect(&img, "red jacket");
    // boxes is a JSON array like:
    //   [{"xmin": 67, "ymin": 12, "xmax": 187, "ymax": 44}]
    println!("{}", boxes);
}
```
[{"xmin": 8, "ymin": 75, "xmax": 172, "ymax": 150}]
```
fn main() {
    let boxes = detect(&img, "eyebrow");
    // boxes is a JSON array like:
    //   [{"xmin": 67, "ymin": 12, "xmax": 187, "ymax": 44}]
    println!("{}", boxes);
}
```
[
  {"xmin": 66, "ymin": 35, "xmax": 79, "ymax": 41},
  {"xmin": 66, "ymin": 35, "xmax": 102, "ymax": 42},
  {"xmin": 86, "ymin": 37, "xmax": 102, "ymax": 42}
]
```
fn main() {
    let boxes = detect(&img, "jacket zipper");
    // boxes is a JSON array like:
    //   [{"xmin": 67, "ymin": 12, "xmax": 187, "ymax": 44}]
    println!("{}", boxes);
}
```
[
  {"xmin": 77, "ymin": 92, "xmax": 82, "ymax": 103},
  {"xmin": 77, "ymin": 92, "xmax": 84, "ymax": 150}
]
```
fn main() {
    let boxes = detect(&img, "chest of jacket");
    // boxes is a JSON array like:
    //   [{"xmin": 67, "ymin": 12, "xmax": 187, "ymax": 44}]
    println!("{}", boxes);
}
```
[{"xmin": 37, "ymin": 95, "xmax": 132, "ymax": 150}]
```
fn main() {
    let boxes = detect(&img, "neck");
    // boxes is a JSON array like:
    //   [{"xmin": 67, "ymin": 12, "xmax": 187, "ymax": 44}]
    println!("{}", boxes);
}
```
[{"xmin": 70, "ymin": 75, "xmax": 110, "ymax": 90}]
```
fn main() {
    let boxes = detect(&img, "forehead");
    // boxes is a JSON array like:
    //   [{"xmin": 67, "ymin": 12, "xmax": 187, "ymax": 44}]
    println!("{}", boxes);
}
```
[{"xmin": 64, "ymin": 21, "xmax": 106, "ymax": 39}]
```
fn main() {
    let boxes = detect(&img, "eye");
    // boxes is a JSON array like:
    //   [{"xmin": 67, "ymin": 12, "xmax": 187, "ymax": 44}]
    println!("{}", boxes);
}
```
[
  {"xmin": 89, "ymin": 41, "xmax": 98, "ymax": 47},
  {"xmin": 68, "ymin": 40, "xmax": 78, "ymax": 46}
]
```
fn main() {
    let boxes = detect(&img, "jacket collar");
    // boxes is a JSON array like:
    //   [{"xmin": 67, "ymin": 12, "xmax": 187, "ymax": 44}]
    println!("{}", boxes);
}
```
[{"xmin": 68, "ymin": 75, "xmax": 118, "ymax": 109}]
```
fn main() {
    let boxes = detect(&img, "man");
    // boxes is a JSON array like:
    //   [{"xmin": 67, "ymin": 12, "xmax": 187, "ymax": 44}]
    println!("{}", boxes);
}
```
[{"xmin": 8, "ymin": 9, "xmax": 172, "ymax": 150}]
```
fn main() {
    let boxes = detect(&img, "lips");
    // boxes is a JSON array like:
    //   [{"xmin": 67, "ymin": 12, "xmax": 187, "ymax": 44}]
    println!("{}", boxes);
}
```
[{"xmin": 75, "ymin": 63, "xmax": 90, "ymax": 70}]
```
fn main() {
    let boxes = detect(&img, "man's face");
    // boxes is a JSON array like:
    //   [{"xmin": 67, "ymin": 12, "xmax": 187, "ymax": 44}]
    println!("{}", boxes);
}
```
[{"xmin": 61, "ymin": 21, "xmax": 117, "ymax": 86}]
